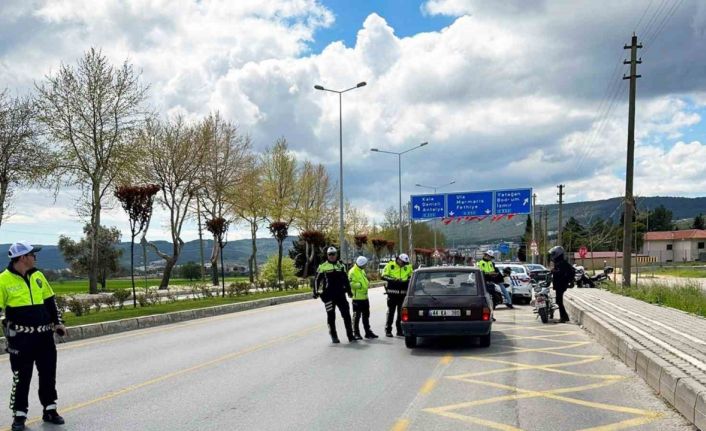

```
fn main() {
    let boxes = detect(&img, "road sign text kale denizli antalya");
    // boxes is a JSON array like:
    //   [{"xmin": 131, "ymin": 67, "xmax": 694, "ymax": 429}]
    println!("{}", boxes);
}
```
[{"xmin": 411, "ymin": 188, "xmax": 532, "ymax": 220}]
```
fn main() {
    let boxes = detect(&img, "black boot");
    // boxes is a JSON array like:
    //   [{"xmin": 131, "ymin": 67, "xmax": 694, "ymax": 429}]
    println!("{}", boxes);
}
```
[
  {"xmin": 330, "ymin": 332, "xmax": 340, "ymax": 343},
  {"xmin": 385, "ymin": 329, "xmax": 393, "ymax": 337},
  {"xmin": 365, "ymin": 331, "xmax": 379, "ymax": 339},
  {"xmin": 43, "ymin": 410, "xmax": 65, "ymax": 425},
  {"xmin": 11, "ymin": 416, "xmax": 26, "ymax": 431}
]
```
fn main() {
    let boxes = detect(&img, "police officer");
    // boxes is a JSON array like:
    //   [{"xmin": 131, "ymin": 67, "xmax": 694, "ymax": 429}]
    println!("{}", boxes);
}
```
[
  {"xmin": 0, "ymin": 242, "xmax": 66, "ymax": 431},
  {"xmin": 314, "ymin": 247, "xmax": 355, "ymax": 343},
  {"xmin": 477, "ymin": 251, "xmax": 513, "ymax": 308},
  {"xmin": 549, "ymin": 246, "xmax": 574, "ymax": 323},
  {"xmin": 348, "ymin": 256, "xmax": 378, "ymax": 340},
  {"xmin": 382, "ymin": 253, "xmax": 412, "ymax": 337}
]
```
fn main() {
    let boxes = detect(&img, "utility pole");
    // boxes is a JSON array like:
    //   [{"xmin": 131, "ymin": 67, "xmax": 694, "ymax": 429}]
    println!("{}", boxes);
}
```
[
  {"xmin": 622, "ymin": 33, "xmax": 642, "ymax": 287},
  {"xmin": 532, "ymin": 193, "xmax": 537, "ymax": 264},
  {"xmin": 557, "ymin": 184, "xmax": 565, "ymax": 248},
  {"xmin": 543, "ymin": 207, "xmax": 549, "ymax": 266}
]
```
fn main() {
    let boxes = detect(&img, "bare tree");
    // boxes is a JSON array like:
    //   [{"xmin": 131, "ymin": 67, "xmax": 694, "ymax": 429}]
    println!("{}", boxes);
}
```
[
  {"xmin": 197, "ymin": 112, "xmax": 252, "ymax": 285},
  {"xmin": 294, "ymin": 161, "xmax": 334, "ymax": 277},
  {"xmin": 34, "ymin": 48, "xmax": 147, "ymax": 293},
  {"xmin": 230, "ymin": 161, "xmax": 266, "ymax": 283},
  {"xmin": 261, "ymin": 138, "xmax": 300, "ymax": 283},
  {"xmin": 141, "ymin": 117, "xmax": 207, "ymax": 288},
  {"xmin": 0, "ymin": 91, "xmax": 51, "ymax": 230}
]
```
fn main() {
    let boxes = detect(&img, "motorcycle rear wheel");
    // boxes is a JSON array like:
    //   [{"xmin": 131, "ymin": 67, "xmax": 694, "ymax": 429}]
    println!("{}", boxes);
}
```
[{"xmin": 538, "ymin": 307, "xmax": 549, "ymax": 323}]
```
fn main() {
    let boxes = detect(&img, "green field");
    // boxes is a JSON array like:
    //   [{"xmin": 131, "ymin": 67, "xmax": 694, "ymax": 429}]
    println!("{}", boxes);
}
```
[
  {"xmin": 645, "ymin": 266, "xmax": 706, "ymax": 278},
  {"xmin": 49, "ymin": 276, "xmax": 249, "ymax": 295},
  {"xmin": 62, "ymin": 288, "xmax": 311, "ymax": 326}
]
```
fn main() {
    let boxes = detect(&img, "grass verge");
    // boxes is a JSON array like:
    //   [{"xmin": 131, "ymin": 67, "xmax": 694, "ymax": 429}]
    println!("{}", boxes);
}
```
[
  {"xmin": 648, "ymin": 267, "xmax": 706, "ymax": 278},
  {"xmin": 605, "ymin": 281, "xmax": 706, "ymax": 318},
  {"xmin": 63, "ymin": 288, "xmax": 310, "ymax": 326},
  {"xmin": 49, "ymin": 277, "xmax": 248, "ymax": 296}
]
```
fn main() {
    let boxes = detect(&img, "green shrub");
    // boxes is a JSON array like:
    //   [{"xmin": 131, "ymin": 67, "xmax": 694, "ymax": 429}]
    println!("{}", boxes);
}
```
[
  {"xmin": 102, "ymin": 294, "xmax": 117, "ymax": 310},
  {"xmin": 67, "ymin": 296, "xmax": 88, "ymax": 316},
  {"xmin": 112, "ymin": 289, "xmax": 132, "ymax": 309},
  {"xmin": 136, "ymin": 293, "xmax": 148, "ymax": 307},
  {"xmin": 261, "ymin": 255, "xmax": 297, "ymax": 289},
  {"xmin": 89, "ymin": 297, "xmax": 103, "ymax": 313}
]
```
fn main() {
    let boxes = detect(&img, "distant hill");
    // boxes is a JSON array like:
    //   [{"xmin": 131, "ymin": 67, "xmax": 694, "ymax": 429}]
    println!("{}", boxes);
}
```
[
  {"xmin": 0, "ymin": 237, "xmax": 293, "ymax": 271},
  {"xmin": 440, "ymin": 196, "xmax": 706, "ymax": 245}
]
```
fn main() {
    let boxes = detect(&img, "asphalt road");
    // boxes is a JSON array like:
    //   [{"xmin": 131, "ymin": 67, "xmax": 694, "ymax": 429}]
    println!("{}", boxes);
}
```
[{"xmin": 0, "ymin": 288, "xmax": 695, "ymax": 431}]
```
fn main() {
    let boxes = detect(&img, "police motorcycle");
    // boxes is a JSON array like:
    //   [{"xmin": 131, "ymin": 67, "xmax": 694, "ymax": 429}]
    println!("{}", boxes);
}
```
[
  {"xmin": 532, "ymin": 281, "xmax": 557, "ymax": 324},
  {"xmin": 574, "ymin": 265, "xmax": 614, "ymax": 288}
]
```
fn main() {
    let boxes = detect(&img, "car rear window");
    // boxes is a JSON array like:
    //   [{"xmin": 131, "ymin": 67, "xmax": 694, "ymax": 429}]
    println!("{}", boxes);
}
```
[
  {"xmin": 497, "ymin": 266, "xmax": 526, "ymax": 274},
  {"xmin": 413, "ymin": 272, "xmax": 478, "ymax": 296}
]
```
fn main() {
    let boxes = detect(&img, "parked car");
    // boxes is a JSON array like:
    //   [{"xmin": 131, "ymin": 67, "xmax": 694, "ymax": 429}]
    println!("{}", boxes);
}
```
[
  {"xmin": 494, "ymin": 263, "xmax": 533, "ymax": 304},
  {"xmin": 401, "ymin": 267, "xmax": 493, "ymax": 348},
  {"xmin": 524, "ymin": 263, "xmax": 552, "ymax": 287}
]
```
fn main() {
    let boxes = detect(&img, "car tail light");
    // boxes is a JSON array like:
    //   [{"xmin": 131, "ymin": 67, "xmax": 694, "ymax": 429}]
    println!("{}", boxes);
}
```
[
  {"xmin": 402, "ymin": 307, "xmax": 409, "ymax": 322},
  {"xmin": 482, "ymin": 307, "xmax": 491, "ymax": 321}
]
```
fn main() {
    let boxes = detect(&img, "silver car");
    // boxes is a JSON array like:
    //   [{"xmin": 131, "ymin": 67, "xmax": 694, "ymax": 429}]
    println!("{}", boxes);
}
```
[{"xmin": 494, "ymin": 263, "xmax": 533, "ymax": 304}]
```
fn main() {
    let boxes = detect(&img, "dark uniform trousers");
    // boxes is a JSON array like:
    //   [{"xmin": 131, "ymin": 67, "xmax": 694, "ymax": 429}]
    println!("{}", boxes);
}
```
[
  {"xmin": 555, "ymin": 288, "xmax": 570, "ymax": 321},
  {"xmin": 385, "ymin": 295, "xmax": 404, "ymax": 334},
  {"xmin": 321, "ymin": 292, "xmax": 353, "ymax": 338},
  {"xmin": 7, "ymin": 331, "xmax": 57, "ymax": 414},
  {"xmin": 352, "ymin": 299, "xmax": 371, "ymax": 335}
]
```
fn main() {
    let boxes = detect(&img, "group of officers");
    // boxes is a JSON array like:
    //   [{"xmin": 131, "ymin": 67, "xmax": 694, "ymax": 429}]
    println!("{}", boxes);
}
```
[
  {"xmin": 313, "ymin": 245, "xmax": 574, "ymax": 343},
  {"xmin": 0, "ymin": 240, "xmax": 573, "ymax": 430}
]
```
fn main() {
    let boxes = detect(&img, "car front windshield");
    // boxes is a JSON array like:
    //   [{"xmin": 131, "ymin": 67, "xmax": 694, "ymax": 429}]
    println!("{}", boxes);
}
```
[
  {"xmin": 413, "ymin": 272, "xmax": 478, "ymax": 296},
  {"xmin": 527, "ymin": 264, "xmax": 546, "ymax": 271}
]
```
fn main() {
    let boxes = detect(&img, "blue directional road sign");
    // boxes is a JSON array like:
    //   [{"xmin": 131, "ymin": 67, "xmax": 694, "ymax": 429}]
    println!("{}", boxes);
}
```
[
  {"xmin": 498, "ymin": 242, "xmax": 510, "ymax": 254},
  {"xmin": 411, "ymin": 194, "xmax": 445, "ymax": 219},
  {"xmin": 495, "ymin": 188, "xmax": 532, "ymax": 215},
  {"xmin": 447, "ymin": 191, "xmax": 493, "ymax": 217}
]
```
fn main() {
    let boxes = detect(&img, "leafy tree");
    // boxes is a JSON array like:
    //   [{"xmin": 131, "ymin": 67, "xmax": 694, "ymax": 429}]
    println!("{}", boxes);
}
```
[
  {"xmin": 561, "ymin": 217, "xmax": 587, "ymax": 253},
  {"xmin": 58, "ymin": 225, "xmax": 123, "ymax": 291},
  {"xmin": 230, "ymin": 161, "xmax": 266, "ymax": 283},
  {"xmin": 261, "ymin": 255, "xmax": 297, "ymax": 289},
  {"xmin": 196, "ymin": 112, "xmax": 252, "ymax": 285},
  {"xmin": 35, "ymin": 48, "xmax": 147, "ymax": 293},
  {"xmin": 180, "ymin": 262, "xmax": 202, "ymax": 281},
  {"xmin": 646, "ymin": 205, "xmax": 673, "ymax": 232},
  {"xmin": 693, "ymin": 214, "xmax": 705, "ymax": 230},
  {"xmin": 262, "ymin": 138, "xmax": 300, "ymax": 282},
  {"xmin": 115, "ymin": 184, "xmax": 159, "ymax": 307}
]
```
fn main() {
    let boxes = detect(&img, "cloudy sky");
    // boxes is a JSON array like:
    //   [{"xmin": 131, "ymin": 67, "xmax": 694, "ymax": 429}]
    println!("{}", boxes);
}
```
[{"xmin": 1, "ymin": 0, "xmax": 706, "ymax": 246}]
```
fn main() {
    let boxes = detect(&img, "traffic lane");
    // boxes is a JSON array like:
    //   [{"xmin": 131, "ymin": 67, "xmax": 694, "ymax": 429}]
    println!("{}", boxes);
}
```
[
  {"xmin": 2, "ymin": 289, "xmax": 444, "ymax": 431},
  {"xmin": 0, "ymin": 289, "xmax": 434, "ymax": 430},
  {"xmin": 395, "ymin": 307, "xmax": 694, "ymax": 431},
  {"xmin": 0, "ymin": 298, "xmax": 326, "ymax": 418}
]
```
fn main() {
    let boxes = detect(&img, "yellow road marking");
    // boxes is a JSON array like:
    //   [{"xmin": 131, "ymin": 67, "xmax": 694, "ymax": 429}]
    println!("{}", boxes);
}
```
[
  {"xmin": 450, "ymin": 356, "xmax": 624, "ymax": 380},
  {"xmin": 389, "ymin": 419, "xmax": 410, "ymax": 431},
  {"xmin": 0, "ymin": 323, "xmax": 322, "ymax": 431},
  {"xmin": 424, "ymin": 410, "xmax": 523, "ymax": 431},
  {"xmin": 440, "ymin": 354, "xmax": 453, "ymax": 365},
  {"xmin": 578, "ymin": 414, "xmax": 664, "ymax": 431},
  {"xmin": 419, "ymin": 379, "xmax": 437, "ymax": 395}
]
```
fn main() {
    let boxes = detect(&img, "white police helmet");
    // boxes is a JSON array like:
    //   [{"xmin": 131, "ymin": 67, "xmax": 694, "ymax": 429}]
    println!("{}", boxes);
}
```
[
  {"xmin": 356, "ymin": 256, "xmax": 368, "ymax": 267},
  {"xmin": 398, "ymin": 253, "xmax": 410, "ymax": 263},
  {"xmin": 326, "ymin": 246, "xmax": 337, "ymax": 255}
]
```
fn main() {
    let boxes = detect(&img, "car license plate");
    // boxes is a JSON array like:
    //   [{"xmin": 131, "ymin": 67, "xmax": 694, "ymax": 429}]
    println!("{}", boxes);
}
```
[{"xmin": 429, "ymin": 309, "xmax": 460, "ymax": 317}]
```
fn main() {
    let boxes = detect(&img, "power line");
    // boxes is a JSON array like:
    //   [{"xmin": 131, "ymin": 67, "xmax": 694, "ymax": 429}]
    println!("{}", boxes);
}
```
[
  {"xmin": 644, "ymin": 0, "xmax": 685, "ymax": 50},
  {"xmin": 634, "ymin": 0, "xmax": 655, "ymax": 33}
]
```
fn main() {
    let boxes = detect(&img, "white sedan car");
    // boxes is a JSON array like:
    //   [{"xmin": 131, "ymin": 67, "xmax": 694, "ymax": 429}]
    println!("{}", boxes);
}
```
[{"xmin": 494, "ymin": 263, "xmax": 533, "ymax": 304}]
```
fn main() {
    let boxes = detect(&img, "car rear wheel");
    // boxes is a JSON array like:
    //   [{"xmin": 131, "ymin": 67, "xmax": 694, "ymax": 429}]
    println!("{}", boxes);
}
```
[
  {"xmin": 405, "ymin": 336, "xmax": 417, "ymax": 349},
  {"xmin": 479, "ymin": 333, "xmax": 491, "ymax": 347}
]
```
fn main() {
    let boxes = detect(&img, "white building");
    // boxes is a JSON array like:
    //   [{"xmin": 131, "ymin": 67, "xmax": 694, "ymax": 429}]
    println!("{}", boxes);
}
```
[{"xmin": 643, "ymin": 229, "xmax": 706, "ymax": 263}]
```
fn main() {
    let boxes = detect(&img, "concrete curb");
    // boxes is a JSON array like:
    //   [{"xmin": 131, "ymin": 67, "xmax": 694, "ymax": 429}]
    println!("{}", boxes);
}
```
[
  {"xmin": 0, "ymin": 282, "xmax": 386, "ymax": 356},
  {"xmin": 565, "ymin": 293, "xmax": 706, "ymax": 429}
]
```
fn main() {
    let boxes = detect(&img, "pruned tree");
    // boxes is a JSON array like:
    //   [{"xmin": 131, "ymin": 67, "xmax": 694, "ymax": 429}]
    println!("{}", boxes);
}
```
[
  {"xmin": 0, "ymin": 91, "xmax": 53, "ymax": 230},
  {"xmin": 141, "ymin": 117, "xmax": 207, "ymax": 288},
  {"xmin": 58, "ymin": 224, "xmax": 123, "ymax": 291},
  {"xmin": 230, "ymin": 161, "xmax": 266, "ymax": 283},
  {"xmin": 261, "ymin": 138, "xmax": 300, "ymax": 283},
  {"xmin": 205, "ymin": 217, "xmax": 230, "ymax": 297},
  {"xmin": 371, "ymin": 238, "xmax": 387, "ymax": 267},
  {"xmin": 354, "ymin": 234, "xmax": 368, "ymax": 256},
  {"xmin": 196, "ymin": 112, "xmax": 252, "ymax": 285},
  {"xmin": 299, "ymin": 230, "xmax": 327, "ymax": 278},
  {"xmin": 35, "ymin": 48, "xmax": 147, "ymax": 294},
  {"xmin": 386, "ymin": 240, "xmax": 396, "ymax": 258},
  {"xmin": 115, "ymin": 184, "xmax": 160, "ymax": 307}
]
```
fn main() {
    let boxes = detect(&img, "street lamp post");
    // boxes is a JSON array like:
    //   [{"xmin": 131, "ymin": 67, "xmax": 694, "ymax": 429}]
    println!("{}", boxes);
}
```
[
  {"xmin": 314, "ymin": 81, "xmax": 366, "ymax": 261},
  {"xmin": 371, "ymin": 142, "xmax": 429, "ymax": 255},
  {"xmin": 415, "ymin": 180, "xmax": 455, "ymax": 251}
]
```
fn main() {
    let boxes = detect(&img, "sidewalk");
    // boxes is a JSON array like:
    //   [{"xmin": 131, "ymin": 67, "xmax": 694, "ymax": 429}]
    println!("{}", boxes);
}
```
[{"xmin": 565, "ymin": 288, "xmax": 706, "ymax": 430}]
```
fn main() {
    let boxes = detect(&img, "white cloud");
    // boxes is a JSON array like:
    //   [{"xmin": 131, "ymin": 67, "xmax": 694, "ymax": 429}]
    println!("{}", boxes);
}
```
[{"xmin": 2, "ymin": 0, "xmax": 706, "ymax": 246}]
